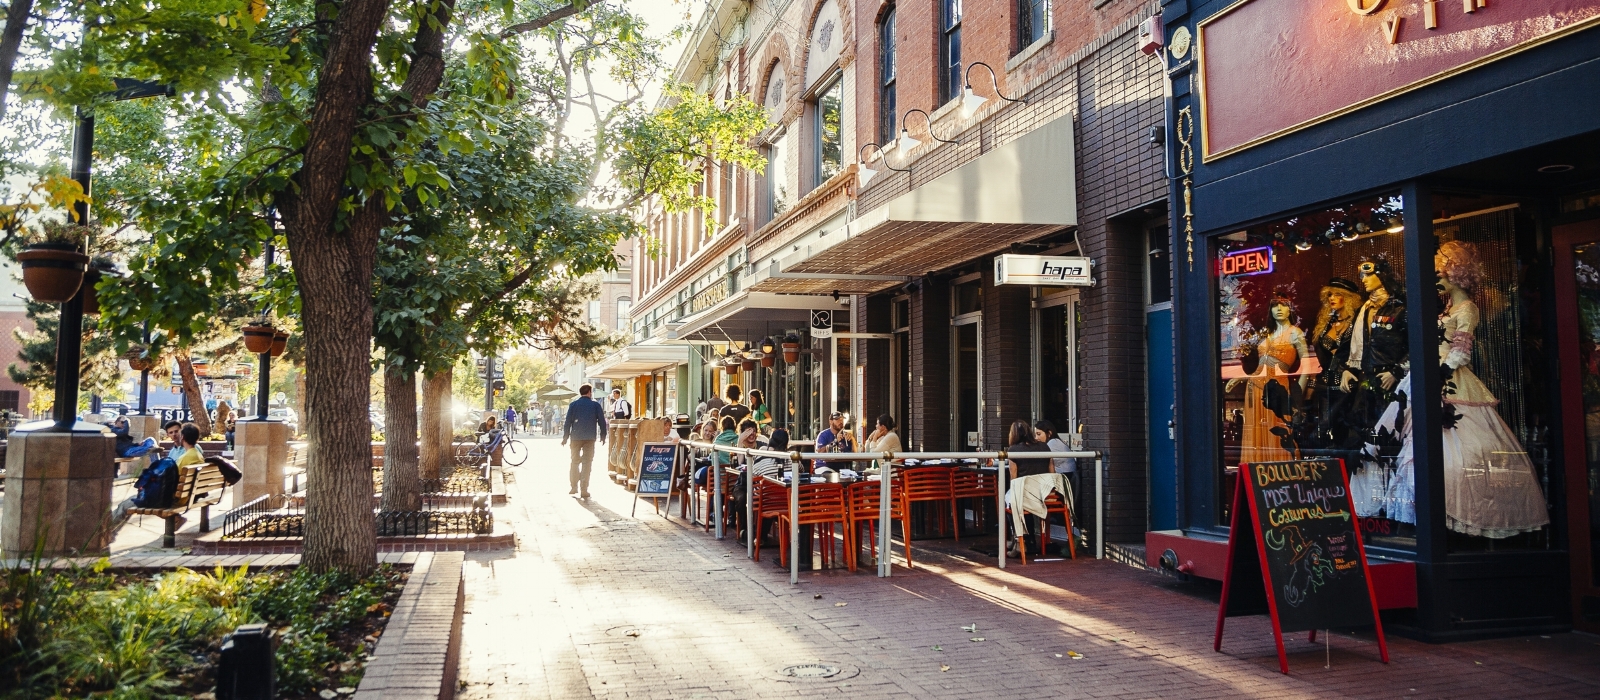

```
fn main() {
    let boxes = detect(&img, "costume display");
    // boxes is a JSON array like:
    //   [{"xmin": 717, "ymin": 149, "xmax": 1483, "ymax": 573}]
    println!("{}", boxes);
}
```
[
  {"xmin": 1229, "ymin": 297, "xmax": 1308, "ymax": 464},
  {"xmin": 1308, "ymin": 278, "xmax": 1363, "ymax": 452},
  {"xmin": 1434, "ymin": 241, "xmax": 1550, "ymax": 538},
  {"xmin": 1344, "ymin": 259, "xmax": 1414, "ymax": 522}
]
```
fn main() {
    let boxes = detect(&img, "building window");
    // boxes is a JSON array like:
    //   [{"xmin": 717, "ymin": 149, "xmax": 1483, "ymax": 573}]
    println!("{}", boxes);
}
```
[
  {"xmin": 767, "ymin": 130, "xmax": 791, "ymax": 220},
  {"xmin": 879, "ymin": 9, "xmax": 897, "ymax": 145},
  {"xmin": 1019, "ymin": 0, "xmax": 1049, "ymax": 47},
  {"xmin": 0, "ymin": 390, "xmax": 18, "ymax": 413},
  {"xmin": 588, "ymin": 300, "xmax": 601, "ymax": 325},
  {"xmin": 941, "ymin": 0, "xmax": 963, "ymax": 104},
  {"xmin": 616, "ymin": 298, "xmax": 632, "ymax": 331},
  {"xmin": 814, "ymin": 77, "xmax": 844, "ymax": 187}
]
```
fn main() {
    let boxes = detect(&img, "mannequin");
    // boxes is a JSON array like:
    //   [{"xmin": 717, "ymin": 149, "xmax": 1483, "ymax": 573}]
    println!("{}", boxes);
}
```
[
  {"xmin": 1343, "ymin": 259, "xmax": 1413, "ymax": 521},
  {"xmin": 1227, "ymin": 296, "xmax": 1308, "ymax": 464},
  {"xmin": 1433, "ymin": 240, "xmax": 1550, "ymax": 538},
  {"xmin": 1309, "ymin": 278, "xmax": 1363, "ymax": 451}
]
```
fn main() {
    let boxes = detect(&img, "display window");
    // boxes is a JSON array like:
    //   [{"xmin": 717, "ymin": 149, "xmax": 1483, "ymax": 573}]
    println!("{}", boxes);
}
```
[{"xmin": 1213, "ymin": 193, "xmax": 1554, "ymax": 553}]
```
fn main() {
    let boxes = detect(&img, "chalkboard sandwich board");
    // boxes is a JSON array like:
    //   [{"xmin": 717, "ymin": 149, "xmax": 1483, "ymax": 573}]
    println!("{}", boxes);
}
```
[
  {"xmin": 1213, "ymin": 458, "xmax": 1389, "ymax": 674},
  {"xmin": 631, "ymin": 442, "xmax": 679, "ymax": 518}
]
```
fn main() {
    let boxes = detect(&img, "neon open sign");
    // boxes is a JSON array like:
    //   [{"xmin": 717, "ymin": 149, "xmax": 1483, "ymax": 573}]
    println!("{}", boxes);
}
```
[{"xmin": 1220, "ymin": 246, "xmax": 1274, "ymax": 277}]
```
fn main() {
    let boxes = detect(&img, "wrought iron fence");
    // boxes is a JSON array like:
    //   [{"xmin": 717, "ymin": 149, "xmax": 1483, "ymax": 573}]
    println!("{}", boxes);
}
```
[{"xmin": 221, "ymin": 491, "xmax": 493, "ymax": 540}]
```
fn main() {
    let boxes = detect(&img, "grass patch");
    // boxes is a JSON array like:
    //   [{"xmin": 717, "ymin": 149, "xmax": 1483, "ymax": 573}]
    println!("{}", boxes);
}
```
[{"xmin": 0, "ymin": 557, "xmax": 405, "ymax": 699}]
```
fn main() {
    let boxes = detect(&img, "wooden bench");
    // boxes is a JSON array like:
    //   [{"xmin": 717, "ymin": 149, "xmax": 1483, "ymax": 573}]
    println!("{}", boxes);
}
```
[{"xmin": 128, "ymin": 464, "xmax": 229, "ymax": 547}]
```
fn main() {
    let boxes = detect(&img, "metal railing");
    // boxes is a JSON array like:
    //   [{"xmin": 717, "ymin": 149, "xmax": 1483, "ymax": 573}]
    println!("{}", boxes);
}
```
[
  {"xmin": 679, "ymin": 440, "xmax": 1104, "ymax": 585},
  {"xmin": 220, "ymin": 490, "xmax": 493, "ymax": 539}
]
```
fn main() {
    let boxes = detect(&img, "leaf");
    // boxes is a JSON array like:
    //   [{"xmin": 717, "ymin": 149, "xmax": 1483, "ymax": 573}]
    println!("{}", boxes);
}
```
[
  {"xmin": 834, "ymin": 602, "xmax": 847, "ymax": 607},
  {"xmin": 970, "ymin": 637, "xmax": 986, "ymax": 642},
  {"xmin": 940, "ymin": 665, "xmax": 950, "ymax": 672}
]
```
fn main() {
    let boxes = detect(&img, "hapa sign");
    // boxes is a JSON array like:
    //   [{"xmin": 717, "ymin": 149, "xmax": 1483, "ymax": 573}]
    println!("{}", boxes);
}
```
[{"xmin": 994, "ymin": 254, "xmax": 1094, "ymax": 287}]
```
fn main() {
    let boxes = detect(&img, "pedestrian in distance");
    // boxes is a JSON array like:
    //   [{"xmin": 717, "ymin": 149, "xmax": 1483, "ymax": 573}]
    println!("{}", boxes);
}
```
[
  {"xmin": 562, "ymin": 384, "xmax": 608, "ymax": 500},
  {"xmin": 748, "ymin": 389, "xmax": 771, "ymax": 433},
  {"xmin": 608, "ymin": 388, "xmax": 633, "ymax": 419}
]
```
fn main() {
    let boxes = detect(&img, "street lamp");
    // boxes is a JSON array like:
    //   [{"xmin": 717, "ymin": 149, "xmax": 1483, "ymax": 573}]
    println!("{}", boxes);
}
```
[
  {"xmin": 856, "ymin": 143, "xmax": 909, "ymax": 188},
  {"xmin": 896, "ymin": 108, "xmax": 958, "ymax": 154},
  {"xmin": 960, "ymin": 62, "xmax": 1028, "ymax": 120}
]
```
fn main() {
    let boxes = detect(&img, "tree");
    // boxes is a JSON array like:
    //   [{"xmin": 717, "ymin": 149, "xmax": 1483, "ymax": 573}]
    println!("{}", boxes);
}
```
[{"xmin": 13, "ymin": 0, "xmax": 766, "ymax": 575}]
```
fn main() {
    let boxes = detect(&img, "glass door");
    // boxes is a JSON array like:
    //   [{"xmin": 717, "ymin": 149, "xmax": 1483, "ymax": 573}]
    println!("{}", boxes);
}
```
[
  {"xmin": 1554, "ymin": 219, "xmax": 1600, "ymax": 634},
  {"xmin": 1034, "ymin": 290, "xmax": 1082, "ymax": 445}
]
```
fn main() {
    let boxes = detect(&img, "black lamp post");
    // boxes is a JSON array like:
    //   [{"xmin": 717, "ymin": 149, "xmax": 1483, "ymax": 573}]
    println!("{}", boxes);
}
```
[
  {"xmin": 135, "ymin": 321, "xmax": 150, "ymax": 415},
  {"xmin": 252, "ymin": 239, "xmax": 276, "ymax": 420},
  {"xmin": 49, "ymin": 79, "xmax": 172, "ymax": 432}
]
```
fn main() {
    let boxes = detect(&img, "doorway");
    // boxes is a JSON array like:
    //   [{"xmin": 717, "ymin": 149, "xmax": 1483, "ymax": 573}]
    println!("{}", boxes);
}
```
[
  {"xmin": 1553, "ymin": 219, "xmax": 1600, "ymax": 634},
  {"xmin": 1033, "ymin": 288, "xmax": 1081, "ymax": 443}
]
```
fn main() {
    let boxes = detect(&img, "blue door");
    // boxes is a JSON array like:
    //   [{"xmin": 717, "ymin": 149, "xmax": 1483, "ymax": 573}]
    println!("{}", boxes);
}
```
[{"xmin": 1147, "ymin": 306, "xmax": 1177, "ymax": 530}]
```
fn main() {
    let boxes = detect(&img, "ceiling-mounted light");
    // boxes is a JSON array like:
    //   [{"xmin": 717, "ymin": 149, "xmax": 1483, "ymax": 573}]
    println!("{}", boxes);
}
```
[
  {"xmin": 960, "ymin": 62, "xmax": 1028, "ymax": 120},
  {"xmin": 760, "ymin": 336, "xmax": 777, "ymax": 355},
  {"xmin": 1295, "ymin": 240, "xmax": 1312, "ymax": 252}
]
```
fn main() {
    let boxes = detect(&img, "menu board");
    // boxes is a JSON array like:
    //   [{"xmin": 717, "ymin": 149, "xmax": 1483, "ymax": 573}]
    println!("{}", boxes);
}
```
[
  {"xmin": 1214, "ymin": 458, "xmax": 1388, "ymax": 673},
  {"xmin": 631, "ymin": 442, "xmax": 678, "ymax": 517}
]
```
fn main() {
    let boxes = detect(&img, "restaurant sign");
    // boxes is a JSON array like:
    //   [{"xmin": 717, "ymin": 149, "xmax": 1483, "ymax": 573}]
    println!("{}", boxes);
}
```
[
  {"xmin": 994, "ymin": 254, "xmax": 1094, "ymax": 287},
  {"xmin": 1196, "ymin": 0, "xmax": 1600, "ymax": 160}
]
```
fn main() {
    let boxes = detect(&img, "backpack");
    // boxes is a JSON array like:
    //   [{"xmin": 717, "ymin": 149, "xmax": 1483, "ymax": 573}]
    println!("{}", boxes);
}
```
[{"xmin": 132, "ymin": 458, "xmax": 180, "ymax": 508}]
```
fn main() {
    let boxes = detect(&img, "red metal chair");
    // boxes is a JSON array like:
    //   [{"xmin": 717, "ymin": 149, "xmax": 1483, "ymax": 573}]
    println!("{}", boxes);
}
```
[
  {"xmin": 952, "ymin": 468, "xmax": 997, "ymax": 537},
  {"xmin": 846, "ymin": 478, "xmax": 909, "ymax": 572},
  {"xmin": 751, "ymin": 476, "xmax": 790, "ymax": 562},
  {"xmin": 901, "ymin": 466, "xmax": 958, "ymax": 540},
  {"xmin": 1006, "ymin": 476, "xmax": 1077, "ymax": 564},
  {"xmin": 778, "ymin": 482, "xmax": 849, "ymax": 571}
]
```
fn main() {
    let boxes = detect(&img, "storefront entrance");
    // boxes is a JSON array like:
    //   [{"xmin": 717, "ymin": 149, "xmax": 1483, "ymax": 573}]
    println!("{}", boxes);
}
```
[{"xmin": 1553, "ymin": 219, "xmax": 1600, "ymax": 634}]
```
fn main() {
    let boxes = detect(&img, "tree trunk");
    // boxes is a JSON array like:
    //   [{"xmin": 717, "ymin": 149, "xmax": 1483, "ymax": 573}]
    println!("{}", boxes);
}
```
[
  {"xmin": 419, "ymin": 369, "xmax": 449, "ymax": 480},
  {"xmin": 381, "ymin": 364, "xmax": 420, "ymax": 512},
  {"xmin": 0, "ymin": 0, "xmax": 35, "ymax": 124},
  {"xmin": 174, "ymin": 350, "xmax": 213, "ymax": 437},
  {"xmin": 294, "ymin": 369, "xmax": 307, "ymax": 437}
]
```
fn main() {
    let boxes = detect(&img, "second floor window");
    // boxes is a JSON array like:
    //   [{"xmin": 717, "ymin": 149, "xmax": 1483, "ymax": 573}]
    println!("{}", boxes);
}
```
[
  {"xmin": 767, "ymin": 130, "xmax": 791, "ymax": 219},
  {"xmin": 814, "ymin": 77, "xmax": 844, "ymax": 186},
  {"xmin": 1020, "ymin": 0, "xmax": 1049, "ymax": 47},
  {"xmin": 880, "ymin": 10, "xmax": 897, "ymax": 145},
  {"xmin": 941, "ymin": 0, "xmax": 962, "ymax": 103}
]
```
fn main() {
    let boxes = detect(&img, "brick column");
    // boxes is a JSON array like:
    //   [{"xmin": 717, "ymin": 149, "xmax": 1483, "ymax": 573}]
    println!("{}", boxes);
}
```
[
  {"xmin": 855, "ymin": 294, "xmax": 892, "ymax": 430},
  {"xmin": 982, "ymin": 267, "xmax": 1032, "ymax": 449},
  {"xmin": 909, "ymin": 277, "xmax": 950, "ymax": 451},
  {"xmin": 234, "ymin": 420, "xmax": 289, "ymax": 505},
  {"xmin": 1, "ymin": 428, "xmax": 115, "ymax": 557}
]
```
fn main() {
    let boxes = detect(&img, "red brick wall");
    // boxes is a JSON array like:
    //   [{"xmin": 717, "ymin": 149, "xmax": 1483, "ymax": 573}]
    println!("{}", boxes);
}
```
[
  {"xmin": 909, "ymin": 277, "xmax": 950, "ymax": 451},
  {"xmin": 981, "ymin": 268, "xmax": 1031, "ymax": 449}
]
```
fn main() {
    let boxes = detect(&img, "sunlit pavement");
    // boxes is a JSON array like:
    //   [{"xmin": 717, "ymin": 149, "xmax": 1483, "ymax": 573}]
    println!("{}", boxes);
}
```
[{"xmin": 455, "ymin": 436, "xmax": 1600, "ymax": 699}]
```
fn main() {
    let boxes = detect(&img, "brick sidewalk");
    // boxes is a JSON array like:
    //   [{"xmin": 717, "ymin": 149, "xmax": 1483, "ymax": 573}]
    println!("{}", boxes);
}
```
[{"xmin": 456, "ymin": 437, "xmax": 1600, "ymax": 699}]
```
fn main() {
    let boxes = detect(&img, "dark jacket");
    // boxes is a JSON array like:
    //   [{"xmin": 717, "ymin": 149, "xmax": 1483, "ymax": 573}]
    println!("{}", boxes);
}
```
[{"xmin": 563, "ymin": 396, "xmax": 609, "ymax": 442}]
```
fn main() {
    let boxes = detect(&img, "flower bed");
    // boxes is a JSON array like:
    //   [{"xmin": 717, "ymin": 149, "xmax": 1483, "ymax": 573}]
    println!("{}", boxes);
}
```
[{"xmin": 0, "ymin": 559, "xmax": 405, "ymax": 698}]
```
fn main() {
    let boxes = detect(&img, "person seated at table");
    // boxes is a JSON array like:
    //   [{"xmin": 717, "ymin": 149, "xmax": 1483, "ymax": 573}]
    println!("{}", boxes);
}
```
[
  {"xmin": 697, "ymin": 407, "xmax": 721, "ymax": 442},
  {"xmin": 694, "ymin": 416, "xmax": 739, "ymax": 486},
  {"xmin": 865, "ymin": 414, "xmax": 901, "ymax": 455},
  {"xmin": 814, "ymin": 411, "xmax": 857, "ymax": 472},
  {"xmin": 734, "ymin": 428, "xmax": 791, "ymax": 546},
  {"xmin": 737, "ymin": 419, "xmax": 760, "ymax": 449},
  {"xmin": 1002, "ymin": 419, "xmax": 1058, "ymax": 557}
]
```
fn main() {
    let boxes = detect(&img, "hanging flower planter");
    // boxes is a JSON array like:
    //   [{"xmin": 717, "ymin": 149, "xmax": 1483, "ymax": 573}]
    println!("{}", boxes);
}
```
[
  {"xmin": 781, "ymin": 334, "xmax": 801, "ymax": 363},
  {"xmin": 741, "ymin": 358, "xmax": 756, "ymax": 372},
  {"xmin": 80, "ymin": 259, "xmax": 117, "ymax": 315},
  {"xmin": 269, "ymin": 330, "xmax": 289, "ymax": 357},
  {"xmin": 125, "ymin": 344, "xmax": 157, "ymax": 372},
  {"xmin": 243, "ymin": 323, "xmax": 276, "ymax": 354},
  {"xmin": 17, "ymin": 242, "xmax": 88, "ymax": 303}
]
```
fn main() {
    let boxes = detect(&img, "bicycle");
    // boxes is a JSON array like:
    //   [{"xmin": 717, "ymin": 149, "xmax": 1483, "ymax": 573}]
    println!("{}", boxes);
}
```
[{"xmin": 457, "ymin": 429, "xmax": 527, "ymax": 468}]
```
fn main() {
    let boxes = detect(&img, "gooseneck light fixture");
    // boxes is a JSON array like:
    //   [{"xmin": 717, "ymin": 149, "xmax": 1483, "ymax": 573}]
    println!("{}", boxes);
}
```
[
  {"xmin": 961, "ymin": 62, "xmax": 1029, "ymax": 120},
  {"xmin": 857, "ymin": 142, "xmax": 909, "ymax": 188},
  {"xmin": 897, "ymin": 108, "xmax": 958, "ymax": 153}
]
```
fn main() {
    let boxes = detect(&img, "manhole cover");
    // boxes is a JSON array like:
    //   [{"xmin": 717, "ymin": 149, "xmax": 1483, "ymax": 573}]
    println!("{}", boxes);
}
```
[
  {"xmin": 783, "ymin": 664, "xmax": 841, "ymax": 679},
  {"xmin": 767, "ymin": 661, "xmax": 858, "ymax": 682}
]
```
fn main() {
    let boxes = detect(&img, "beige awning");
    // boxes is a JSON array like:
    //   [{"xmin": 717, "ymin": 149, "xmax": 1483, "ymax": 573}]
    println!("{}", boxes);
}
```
[
  {"xmin": 748, "ymin": 113, "xmax": 1076, "ymax": 294},
  {"xmin": 669, "ymin": 290, "xmax": 849, "ymax": 343},
  {"xmin": 587, "ymin": 344, "xmax": 691, "ymax": 380}
]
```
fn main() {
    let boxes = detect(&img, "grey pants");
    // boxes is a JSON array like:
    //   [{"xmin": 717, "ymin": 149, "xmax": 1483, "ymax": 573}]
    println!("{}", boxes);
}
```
[{"xmin": 569, "ymin": 439, "xmax": 596, "ymax": 494}]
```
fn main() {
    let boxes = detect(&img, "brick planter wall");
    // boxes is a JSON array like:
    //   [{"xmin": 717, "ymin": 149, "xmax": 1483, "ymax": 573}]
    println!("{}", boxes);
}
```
[{"xmin": 355, "ymin": 551, "xmax": 465, "ymax": 699}]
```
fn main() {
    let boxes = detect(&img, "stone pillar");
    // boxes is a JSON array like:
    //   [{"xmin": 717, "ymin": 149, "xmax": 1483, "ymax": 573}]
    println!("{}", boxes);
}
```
[
  {"xmin": 1, "ymin": 426, "xmax": 116, "ymax": 558},
  {"xmin": 234, "ymin": 420, "xmax": 288, "ymax": 505}
]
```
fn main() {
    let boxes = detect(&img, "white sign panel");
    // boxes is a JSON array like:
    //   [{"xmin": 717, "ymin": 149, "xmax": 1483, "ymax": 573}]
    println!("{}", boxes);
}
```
[
  {"xmin": 994, "ymin": 254, "xmax": 1094, "ymax": 287},
  {"xmin": 810, "ymin": 309, "xmax": 833, "ymax": 339}
]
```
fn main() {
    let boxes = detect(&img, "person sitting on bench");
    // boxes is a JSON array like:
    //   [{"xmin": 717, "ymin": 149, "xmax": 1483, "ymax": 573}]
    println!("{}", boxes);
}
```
[{"xmin": 113, "ymin": 423, "xmax": 204, "ymax": 528}]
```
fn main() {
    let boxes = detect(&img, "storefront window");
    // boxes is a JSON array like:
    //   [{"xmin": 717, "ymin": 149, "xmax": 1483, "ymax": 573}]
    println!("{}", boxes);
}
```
[
  {"xmin": 1215, "ymin": 193, "xmax": 1554, "ymax": 552},
  {"xmin": 1215, "ymin": 194, "xmax": 1415, "ymax": 549},
  {"xmin": 1432, "ymin": 198, "xmax": 1551, "ymax": 551}
]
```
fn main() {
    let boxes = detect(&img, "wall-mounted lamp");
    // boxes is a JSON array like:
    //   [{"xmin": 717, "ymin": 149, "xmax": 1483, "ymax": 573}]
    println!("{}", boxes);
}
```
[
  {"xmin": 898, "ymin": 108, "xmax": 958, "ymax": 153},
  {"xmin": 857, "ymin": 142, "xmax": 909, "ymax": 188},
  {"xmin": 961, "ymin": 62, "xmax": 1028, "ymax": 120}
]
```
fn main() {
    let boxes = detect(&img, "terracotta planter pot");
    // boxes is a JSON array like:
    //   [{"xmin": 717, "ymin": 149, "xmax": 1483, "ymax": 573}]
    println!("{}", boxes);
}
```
[
  {"xmin": 269, "ymin": 331, "xmax": 289, "ymax": 357},
  {"xmin": 17, "ymin": 244, "xmax": 88, "ymax": 303},
  {"xmin": 781, "ymin": 342, "xmax": 800, "ymax": 363},
  {"xmin": 128, "ymin": 355, "xmax": 155, "ymax": 372},
  {"xmin": 243, "ymin": 325, "xmax": 275, "ymax": 354},
  {"xmin": 760, "ymin": 355, "xmax": 775, "ymax": 368},
  {"xmin": 80, "ymin": 269, "xmax": 104, "ymax": 315},
  {"xmin": 741, "ymin": 359, "xmax": 756, "ymax": 372}
]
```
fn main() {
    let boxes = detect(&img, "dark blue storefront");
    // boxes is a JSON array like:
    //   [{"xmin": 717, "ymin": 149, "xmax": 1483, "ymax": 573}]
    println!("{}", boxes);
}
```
[{"xmin": 1154, "ymin": 0, "xmax": 1600, "ymax": 640}]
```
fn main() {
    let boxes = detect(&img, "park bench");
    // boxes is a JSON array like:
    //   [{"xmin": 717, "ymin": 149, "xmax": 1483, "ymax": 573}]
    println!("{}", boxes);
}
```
[{"xmin": 128, "ymin": 463, "xmax": 229, "ymax": 547}]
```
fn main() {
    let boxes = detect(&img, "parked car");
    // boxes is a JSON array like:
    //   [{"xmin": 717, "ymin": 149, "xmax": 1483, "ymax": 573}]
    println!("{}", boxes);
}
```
[{"xmin": 268, "ymin": 407, "xmax": 299, "ymax": 434}]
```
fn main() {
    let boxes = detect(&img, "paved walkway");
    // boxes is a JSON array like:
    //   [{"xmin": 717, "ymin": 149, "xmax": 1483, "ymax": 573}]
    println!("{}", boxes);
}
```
[{"xmin": 457, "ymin": 436, "xmax": 1600, "ymax": 699}]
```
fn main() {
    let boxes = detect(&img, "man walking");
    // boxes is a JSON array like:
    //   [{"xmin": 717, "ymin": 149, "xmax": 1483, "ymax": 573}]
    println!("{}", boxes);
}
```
[
  {"xmin": 608, "ymin": 388, "xmax": 633, "ymax": 419},
  {"xmin": 562, "ymin": 384, "xmax": 608, "ymax": 499}
]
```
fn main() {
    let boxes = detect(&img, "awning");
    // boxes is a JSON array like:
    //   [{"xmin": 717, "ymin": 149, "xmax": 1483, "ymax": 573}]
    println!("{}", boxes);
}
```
[
  {"xmin": 748, "ymin": 113, "xmax": 1077, "ymax": 295},
  {"xmin": 670, "ymin": 291, "xmax": 849, "ymax": 343},
  {"xmin": 586, "ymin": 344, "xmax": 691, "ymax": 380}
]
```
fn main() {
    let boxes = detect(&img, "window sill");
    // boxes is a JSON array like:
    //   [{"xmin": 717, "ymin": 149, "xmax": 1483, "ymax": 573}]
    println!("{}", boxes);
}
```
[{"xmin": 1006, "ymin": 30, "xmax": 1054, "ymax": 73}]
